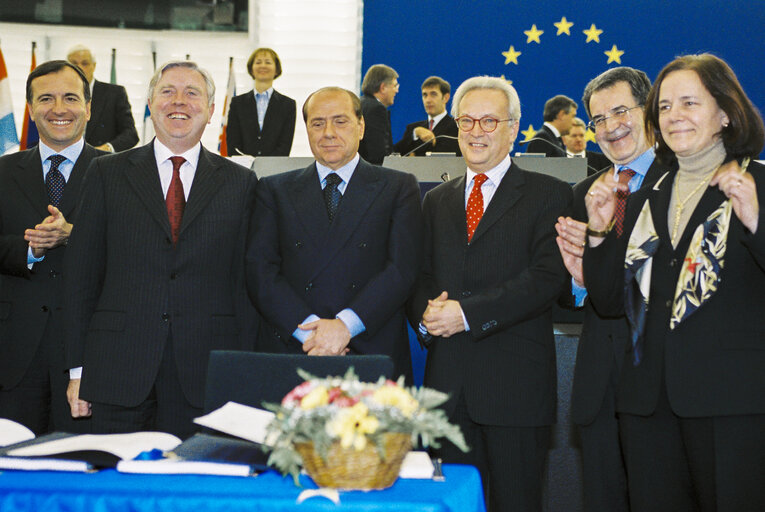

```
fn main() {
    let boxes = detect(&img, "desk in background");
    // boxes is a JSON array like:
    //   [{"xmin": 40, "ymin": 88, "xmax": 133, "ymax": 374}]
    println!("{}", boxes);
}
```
[{"xmin": 0, "ymin": 464, "xmax": 485, "ymax": 512}]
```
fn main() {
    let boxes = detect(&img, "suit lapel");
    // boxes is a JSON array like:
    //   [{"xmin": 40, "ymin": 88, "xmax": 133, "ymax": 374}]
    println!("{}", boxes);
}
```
[
  {"xmin": 287, "ymin": 164, "xmax": 331, "ymax": 249},
  {"xmin": 649, "ymin": 169, "xmax": 674, "ymax": 245},
  {"xmin": 442, "ymin": 174, "xmax": 469, "ymax": 245},
  {"xmin": 261, "ymin": 91, "xmax": 280, "ymax": 133},
  {"xmin": 470, "ymin": 163, "xmax": 523, "ymax": 243},
  {"xmin": 247, "ymin": 93, "xmax": 262, "ymax": 136},
  {"xmin": 58, "ymin": 144, "xmax": 95, "ymax": 218},
  {"xmin": 87, "ymin": 81, "xmax": 106, "ymax": 134},
  {"xmin": 124, "ymin": 142, "xmax": 172, "ymax": 238},
  {"xmin": 180, "ymin": 147, "xmax": 226, "ymax": 233},
  {"xmin": 12, "ymin": 147, "xmax": 49, "ymax": 217}
]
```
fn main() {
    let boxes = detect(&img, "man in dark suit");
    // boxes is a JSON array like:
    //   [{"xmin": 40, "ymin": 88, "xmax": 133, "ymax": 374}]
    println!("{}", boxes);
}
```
[
  {"xmin": 562, "ymin": 117, "xmax": 612, "ymax": 174},
  {"xmin": 358, "ymin": 64, "xmax": 398, "ymax": 165},
  {"xmin": 393, "ymin": 76, "xmax": 460, "ymax": 156},
  {"xmin": 63, "ymin": 61, "xmax": 257, "ymax": 439},
  {"xmin": 524, "ymin": 94, "xmax": 576, "ymax": 156},
  {"xmin": 555, "ymin": 67, "xmax": 660, "ymax": 512},
  {"xmin": 0, "ymin": 60, "xmax": 105, "ymax": 435},
  {"xmin": 410, "ymin": 76, "xmax": 572, "ymax": 512},
  {"xmin": 67, "ymin": 46, "xmax": 139, "ymax": 152},
  {"xmin": 247, "ymin": 86, "xmax": 422, "ymax": 383}
]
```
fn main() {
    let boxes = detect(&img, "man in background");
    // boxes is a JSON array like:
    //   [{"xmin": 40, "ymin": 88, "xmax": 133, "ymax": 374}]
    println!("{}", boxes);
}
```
[
  {"xmin": 393, "ymin": 76, "xmax": 460, "ymax": 156},
  {"xmin": 358, "ymin": 64, "xmax": 398, "ymax": 165},
  {"xmin": 562, "ymin": 117, "xmax": 611, "ymax": 174},
  {"xmin": 524, "ymin": 94, "xmax": 576, "ymax": 156},
  {"xmin": 0, "ymin": 60, "xmax": 104, "ymax": 434},
  {"xmin": 67, "ymin": 45, "xmax": 139, "ymax": 152}
]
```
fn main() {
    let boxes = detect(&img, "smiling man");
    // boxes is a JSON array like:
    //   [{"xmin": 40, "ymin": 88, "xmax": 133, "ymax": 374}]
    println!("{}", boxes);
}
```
[
  {"xmin": 0, "ymin": 60, "xmax": 105, "ymax": 435},
  {"xmin": 247, "ymin": 86, "xmax": 422, "ymax": 383},
  {"xmin": 63, "ymin": 61, "xmax": 257, "ymax": 438},
  {"xmin": 393, "ymin": 76, "xmax": 460, "ymax": 156},
  {"xmin": 409, "ymin": 76, "xmax": 572, "ymax": 512}
]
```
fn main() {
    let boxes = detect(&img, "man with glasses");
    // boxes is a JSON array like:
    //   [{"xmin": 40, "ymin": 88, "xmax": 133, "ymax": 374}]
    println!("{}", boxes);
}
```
[
  {"xmin": 410, "ymin": 76, "xmax": 572, "ymax": 512},
  {"xmin": 358, "ymin": 64, "xmax": 399, "ymax": 165},
  {"xmin": 555, "ymin": 67, "xmax": 663, "ymax": 512}
]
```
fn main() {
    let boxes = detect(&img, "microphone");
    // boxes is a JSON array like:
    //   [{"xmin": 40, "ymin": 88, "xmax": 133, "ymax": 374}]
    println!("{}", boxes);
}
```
[
  {"xmin": 518, "ymin": 137, "xmax": 601, "ymax": 175},
  {"xmin": 401, "ymin": 135, "xmax": 460, "ymax": 157}
]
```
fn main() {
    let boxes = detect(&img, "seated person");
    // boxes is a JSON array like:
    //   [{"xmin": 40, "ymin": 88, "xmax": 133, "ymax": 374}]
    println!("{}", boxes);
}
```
[{"xmin": 393, "ymin": 76, "xmax": 460, "ymax": 156}]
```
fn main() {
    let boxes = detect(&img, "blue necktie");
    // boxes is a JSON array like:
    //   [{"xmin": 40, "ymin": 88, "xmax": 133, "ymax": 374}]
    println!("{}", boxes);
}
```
[
  {"xmin": 324, "ymin": 173, "xmax": 343, "ymax": 222},
  {"xmin": 46, "ymin": 154, "xmax": 67, "ymax": 207}
]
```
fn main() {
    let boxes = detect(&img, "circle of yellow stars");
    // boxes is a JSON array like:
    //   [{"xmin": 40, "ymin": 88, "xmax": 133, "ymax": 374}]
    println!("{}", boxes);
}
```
[{"xmin": 503, "ymin": 16, "xmax": 624, "ymax": 141}]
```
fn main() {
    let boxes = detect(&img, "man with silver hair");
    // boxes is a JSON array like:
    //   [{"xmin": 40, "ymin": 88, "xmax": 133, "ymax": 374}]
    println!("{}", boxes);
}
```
[
  {"xmin": 410, "ymin": 76, "xmax": 572, "ymax": 512},
  {"xmin": 67, "ymin": 44, "xmax": 138, "ymax": 152},
  {"xmin": 63, "ymin": 61, "xmax": 257, "ymax": 438}
]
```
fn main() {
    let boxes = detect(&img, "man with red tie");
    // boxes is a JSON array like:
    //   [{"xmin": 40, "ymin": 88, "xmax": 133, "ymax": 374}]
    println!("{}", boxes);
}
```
[
  {"xmin": 409, "ymin": 76, "xmax": 572, "ymax": 512},
  {"xmin": 63, "ymin": 61, "xmax": 257, "ymax": 438}
]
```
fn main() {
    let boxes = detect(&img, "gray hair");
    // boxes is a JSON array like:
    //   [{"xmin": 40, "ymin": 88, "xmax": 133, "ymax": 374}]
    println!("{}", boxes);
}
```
[
  {"xmin": 148, "ymin": 60, "xmax": 216, "ymax": 107},
  {"xmin": 581, "ymin": 67, "xmax": 651, "ymax": 119},
  {"xmin": 66, "ymin": 44, "xmax": 94, "ymax": 62},
  {"xmin": 570, "ymin": 117, "xmax": 587, "ymax": 129},
  {"xmin": 450, "ymin": 76, "xmax": 521, "ymax": 122}
]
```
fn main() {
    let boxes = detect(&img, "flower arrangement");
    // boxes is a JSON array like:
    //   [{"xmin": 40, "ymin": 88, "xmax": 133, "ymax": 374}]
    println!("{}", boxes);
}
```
[{"xmin": 264, "ymin": 367, "xmax": 468, "ymax": 486}]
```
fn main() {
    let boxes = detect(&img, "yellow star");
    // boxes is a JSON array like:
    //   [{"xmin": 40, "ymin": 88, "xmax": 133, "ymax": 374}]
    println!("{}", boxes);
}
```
[
  {"xmin": 583, "ymin": 24, "xmax": 603, "ymax": 43},
  {"xmin": 524, "ymin": 24, "xmax": 544, "ymax": 44},
  {"xmin": 554, "ymin": 17, "xmax": 574, "ymax": 36},
  {"xmin": 604, "ymin": 44, "xmax": 625, "ymax": 64},
  {"xmin": 585, "ymin": 129, "xmax": 597, "ymax": 144},
  {"xmin": 501, "ymin": 45, "xmax": 522, "ymax": 65},
  {"xmin": 499, "ymin": 74, "xmax": 513, "ymax": 85},
  {"xmin": 521, "ymin": 124, "xmax": 537, "ymax": 142}
]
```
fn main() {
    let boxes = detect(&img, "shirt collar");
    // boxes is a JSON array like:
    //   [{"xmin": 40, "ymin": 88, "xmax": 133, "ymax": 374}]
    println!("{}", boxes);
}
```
[
  {"xmin": 153, "ymin": 138, "xmax": 201, "ymax": 169},
  {"xmin": 543, "ymin": 122, "xmax": 561, "ymax": 138},
  {"xmin": 567, "ymin": 150, "xmax": 586, "ymax": 158},
  {"xmin": 316, "ymin": 154, "xmax": 360, "ymax": 185},
  {"xmin": 617, "ymin": 147, "xmax": 655, "ymax": 178},
  {"xmin": 429, "ymin": 111, "xmax": 447, "ymax": 125},
  {"xmin": 466, "ymin": 154, "xmax": 511, "ymax": 187},
  {"xmin": 38, "ymin": 138, "xmax": 85, "ymax": 165},
  {"xmin": 253, "ymin": 87, "xmax": 273, "ymax": 100}
]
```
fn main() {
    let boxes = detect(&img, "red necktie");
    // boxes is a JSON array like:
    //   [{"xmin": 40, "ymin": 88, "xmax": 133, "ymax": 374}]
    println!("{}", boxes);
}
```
[
  {"xmin": 466, "ymin": 173, "xmax": 488, "ymax": 242},
  {"xmin": 167, "ymin": 156, "xmax": 186, "ymax": 245},
  {"xmin": 428, "ymin": 119, "xmax": 434, "ymax": 131},
  {"xmin": 613, "ymin": 168, "xmax": 636, "ymax": 237}
]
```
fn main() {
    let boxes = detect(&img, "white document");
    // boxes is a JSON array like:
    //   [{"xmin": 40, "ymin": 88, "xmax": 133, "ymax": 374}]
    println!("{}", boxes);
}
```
[
  {"xmin": 0, "ymin": 418, "xmax": 35, "ymax": 447},
  {"xmin": 116, "ymin": 458, "xmax": 254, "ymax": 477},
  {"xmin": 0, "ymin": 456, "xmax": 91, "ymax": 472},
  {"xmin": 398, "ymin": 451, "xmax": 435, "ymax": 479},
  {"xmin": 193, "ymin": 402, "xmax": 275, "ymax": 445},
  {"xmin": 8, "ymin": 432, "xmax": 182, "ymax": 461}
]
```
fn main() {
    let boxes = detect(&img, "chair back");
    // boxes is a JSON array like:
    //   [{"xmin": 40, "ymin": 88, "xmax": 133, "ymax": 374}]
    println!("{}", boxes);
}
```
[{"xmin": 203, "ymin": 351, "xmax": 395, "ymax": 413}]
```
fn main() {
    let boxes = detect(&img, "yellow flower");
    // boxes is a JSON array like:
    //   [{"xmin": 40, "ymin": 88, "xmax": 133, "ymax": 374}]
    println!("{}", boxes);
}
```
[
  {"xmin": 371, "ymin": 385, "xmax": 419, "ymax": 417},
  {"xmin": 326, "ymin": 402, "xmax": 379, "ymax": 450},
  {"xmin": 300, "ymin": 386, "xmax": 328, "ymax": 409}
]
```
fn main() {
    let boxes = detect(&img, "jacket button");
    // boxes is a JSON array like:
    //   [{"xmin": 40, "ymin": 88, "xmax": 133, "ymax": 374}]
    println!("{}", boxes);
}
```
[
  {"xmin": 358, "ymin": 242, "xmax": 367, "ymax": 248},
  {"xmin": 461, "ymin": 290, "xmax": 471, "ymax": 297},
  {"xmin": 305, "ymin": 282, "xmax": 313, "ymax": 292},
  {"xmin": 295, "ymin": 241, "xmax": 303, "ymax": 248},
  {"xmin": 41, "ymin": 306, "xmax": 49, "ymax": 312},
  {"xmin": 670, "ymin": 259, "xmax": 677, "ymax": 267},
  {"xmin": 161, "ymin": 313, "xmax": 169, "ymax": 321},
  {"xmin": 49, "ymin": 270, "xmax": 58, "ymax": 278},
  {"xmin": 665, "ymin": 300, "xmax": 672, "ymax": 308}
]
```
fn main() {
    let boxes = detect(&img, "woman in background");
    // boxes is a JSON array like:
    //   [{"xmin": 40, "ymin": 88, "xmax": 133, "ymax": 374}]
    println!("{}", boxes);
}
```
[
  {"xmin": 227, "ymin": 47, "xmax": 296, "ymax": 157},
  {"xmin": 583, "ymin": 53, "xmax": 765, "ymax": 512}
]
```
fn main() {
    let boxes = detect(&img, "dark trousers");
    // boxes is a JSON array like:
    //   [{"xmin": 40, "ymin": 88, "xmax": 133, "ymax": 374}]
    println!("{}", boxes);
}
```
[
  {"xmin": 577, "ymin": 368, "xmax": 630, "ymax": 512},
  {"xmin": 434, "ymin": 391, "xmax": 551, "ymax": 512},
  {"xmin": 619, "ymin": 385, "xmax": 765, "ymax": 512},
  {"xmin": 0, "ymin": 318, "xmax": 89, "ymax": 435},
  {"xmin": 90, "ymin": 333, "xmax": 201, "ymax": 439}
]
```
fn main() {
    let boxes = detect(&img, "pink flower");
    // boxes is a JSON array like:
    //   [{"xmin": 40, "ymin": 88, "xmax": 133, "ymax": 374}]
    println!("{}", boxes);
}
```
[{"xmin": 282, "ymin": 381, "xmax": 315, "ymax": 406}]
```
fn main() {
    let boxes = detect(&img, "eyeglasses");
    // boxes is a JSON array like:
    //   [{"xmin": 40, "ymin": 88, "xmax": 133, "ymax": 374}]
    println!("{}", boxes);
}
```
[
  {"xmin": 587, "ymin": 105, "xmax": 642, "ymax": 132},
  {"xmin": 455, "ymin": 115, "xmax": 513, "ymax": 133}
]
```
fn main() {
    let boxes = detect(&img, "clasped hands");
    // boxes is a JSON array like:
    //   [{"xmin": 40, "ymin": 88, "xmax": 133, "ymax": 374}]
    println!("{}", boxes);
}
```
[
  {"xmin": 421, "ymin": 291, "xmax": 466, "ymax": 338},
  {"xmin": 299, "ymin": 318, "xmax": 352, "ymax": 356},
  {"xmin": 24, "ymin": 205, "xmax": 72, "ymax": 258}
]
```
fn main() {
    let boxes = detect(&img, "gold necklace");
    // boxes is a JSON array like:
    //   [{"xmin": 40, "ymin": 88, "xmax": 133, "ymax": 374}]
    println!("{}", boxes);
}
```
[{"xmin": 670, "ymin": 165, "xmax": 719, "ymax": 245}]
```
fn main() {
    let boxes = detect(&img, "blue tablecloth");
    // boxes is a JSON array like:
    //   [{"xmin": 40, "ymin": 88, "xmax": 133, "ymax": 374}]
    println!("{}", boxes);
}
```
[{"xmin": 0, "ymin": 464, "xmax": 484, "ymax": 512}]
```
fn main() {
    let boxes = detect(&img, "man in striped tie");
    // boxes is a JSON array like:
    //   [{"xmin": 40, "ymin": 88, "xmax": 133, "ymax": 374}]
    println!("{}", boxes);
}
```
[{"xmin": 0, "ymin": 60, "xmax": 105, "ymax": 435}]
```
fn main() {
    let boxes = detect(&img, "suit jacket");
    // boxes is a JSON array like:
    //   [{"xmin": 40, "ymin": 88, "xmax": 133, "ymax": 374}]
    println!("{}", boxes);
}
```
[
  {"xmin": 569, "ymin": 159, "xmax": 664, "ymax": 425},
  {"xmin": 0, "ymin": 144, "xmax": 104, "ymax": 390},
  {"xmin": 584, "ymin": 159, "xmax": 765, "ymax": 418},
  {"xmin": 85, "ymin": 80, "xmax": 139, "ymax": 152},
  {"xmin": 525, "ymin": 124, "xmax": 566, "ymax": 157},
  {"xmin": 226, "ymin": 90, "xmax": 296, "ymax": 157},
  {"xmin": 358, "ymin": 94, "xmax": 392, "ymax": 165},
  {"xmin": 410, "ymin": 162, "xmax": 572, "ymax": 426},
  {"xmin": 392, "ymin": 115, "xmax": 461, "ymax": 156},
  {"xmin": 585, "ymin": 150, "xmax": 612, "ymax": 175},
  {"xmin": 247, "ymin": 158, "xmax": 423, "ymax": 381},
  {"xmin": 63, "ymin": 142, "xmax": 257, "ymax": 408}
]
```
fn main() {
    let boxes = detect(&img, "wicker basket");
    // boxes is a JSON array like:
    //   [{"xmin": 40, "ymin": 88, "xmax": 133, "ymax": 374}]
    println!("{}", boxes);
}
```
[{"xmin": 295, "ymin": 432, "xmax": 412, "ymax": 490}]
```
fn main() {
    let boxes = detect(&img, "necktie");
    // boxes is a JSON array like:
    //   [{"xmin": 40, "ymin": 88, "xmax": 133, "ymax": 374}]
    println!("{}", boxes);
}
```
[
  {"xmin": 613, "ymin": 168, "xmax": 636, "ymax": 237},
  {"xmin": 46, "ymin": 154, "xmax": 67, "ymax": 207},
  {"xmin": 324, "ymin": 173, "xmax": 343, "ymax": 222},
  {"xmin": 428, "ymin": 119, "xmax": 434, "ymax": 131},
  {"xmin": 466, "ymin": 173, "xmax": 489, "ymax": 242},
  {"xmin": 166, "ymin": 156, "xmax": 186, "ymax": 245}
]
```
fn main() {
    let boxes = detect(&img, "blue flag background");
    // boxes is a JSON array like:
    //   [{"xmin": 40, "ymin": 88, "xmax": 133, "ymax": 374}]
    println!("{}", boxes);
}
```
[{"xmin": 363, "ymin": 0, "xmax": 765, "ymax": 158}]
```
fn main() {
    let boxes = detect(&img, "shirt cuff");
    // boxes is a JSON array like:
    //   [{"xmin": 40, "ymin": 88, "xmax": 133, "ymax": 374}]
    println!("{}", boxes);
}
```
[
  {"xmin": 292, "ymin": 314, "xmax": 320, "ymax": 343},
  {"xmin": 460, "ymin": 307, "xmax": 470, "ymax": 332},
  {"xmin": 27, "ymin": 246, "xmax": 45, "ymax": 268},
  {"xmin": 69, "ymin": 367, "xmax": 83, "ymax": 379},
  {"xmin": 572, "ymin": 279, "xmax": 588, "ymax": 308},
  {"xmin": 336, "ymin": 309, "xmax": 365, "ymax": 338}
]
